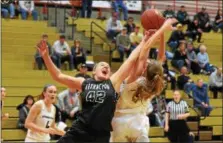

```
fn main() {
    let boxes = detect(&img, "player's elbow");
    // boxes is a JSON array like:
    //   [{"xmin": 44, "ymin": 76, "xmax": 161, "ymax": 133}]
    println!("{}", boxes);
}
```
[
  {"xmin": 52, "ymin": 72, "xmax": 63, "ymax": 82},
  {"xmin": 24, "ymin": 120, "xmax": 30, "ymax": 129}
]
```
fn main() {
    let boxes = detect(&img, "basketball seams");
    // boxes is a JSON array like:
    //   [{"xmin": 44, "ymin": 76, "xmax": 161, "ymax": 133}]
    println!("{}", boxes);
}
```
[{"xmin": 141, "ymin": 9, "xmax": 164, "ymax": 30}]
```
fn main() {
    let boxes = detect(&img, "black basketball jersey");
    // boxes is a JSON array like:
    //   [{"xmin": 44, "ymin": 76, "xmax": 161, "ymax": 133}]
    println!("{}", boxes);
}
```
[{"xmin": 77, "ymin": 78, "xmax": 118, "ymax": 132}]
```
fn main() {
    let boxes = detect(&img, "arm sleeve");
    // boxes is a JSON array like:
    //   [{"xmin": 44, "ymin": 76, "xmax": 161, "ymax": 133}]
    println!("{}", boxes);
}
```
[
  {"xmin": 129, "ymin": 33, "xmax": 134, "ymax": 43},
  {"xmin": 48, "ymin": 44, "xmax": 52, "ymax": 55},
  {"xmin": 197, "ymin": 53, "xmax": 203, "ymax": 64},
  {"xmin": 30, "ymin": 1, "xmax": 34, "ymax": 11},
  {"xmin": 19, "ymin": 1, "xmax": 28, "ymax": 11},
  {"xmin": 206, "ymin": 53, "xmax": 209, "ymax": 63},
  {"xmin": 117, "ymin": 21, "xmax": 123, "ymax": 30},
  {"xmin": 57, "ymin": 92, "xmax": 65, "ymax": 110},
  {"xmin": 204, "ymin": 84, "xmax": 210, "ymax": 104},
  {"xmin": 166, "ymin": 102, "xmax": 170, "ymax": 113},
  {"xmin": 65, "ymin": 42, "xmax": 71, "ymax": 52},
  {"xmin": 184, "ymin": 101, "xmax": 189, "ymax": 113},
  {"xmin": 193, "ymin": 89, "xmax": 202, "ymax": 104},
  {"xmin": 116, "ymin": 34, "xmax": 121, "ymax": 46},
  {"xmin": 18, "ymin": 109, "xmax": 26, "ymax": 128}
]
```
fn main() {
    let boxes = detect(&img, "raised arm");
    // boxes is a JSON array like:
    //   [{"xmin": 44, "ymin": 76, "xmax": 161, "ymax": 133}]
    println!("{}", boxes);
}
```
[
  {"xmin": 111, "ymin": 19, "xmax": 177, "ymax": 91},
  {"xmin": 157, "ymin": 33, "xmax": 165, "ymax": 62},
  {"xmin": 126, "ymin": 19, "xmax": 177, "ymax": 84},
  {"xmin": 38, "ymin": 41, "xmax": 85, "ymax": 91},
  {"xmin": 110, "ymin": 37, "xmax": 145, "ymax": 92},
  {"xmin": 134, "ymin": 19, "xmax": 177, "ymax": 78}
]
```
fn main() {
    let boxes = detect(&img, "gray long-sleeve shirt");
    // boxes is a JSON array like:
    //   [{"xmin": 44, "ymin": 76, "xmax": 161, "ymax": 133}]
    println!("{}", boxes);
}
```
[
  {"xmin": 57, "ymin": 89, "xmax": 81, "ymax": 114},
  {"xmin": 209, "ymin": 70, "xmax": 222, "ymax": 87},
  {"xmin": 116, "ymin": 33, "xmax": 130, "ymax": 49},
  {"xmin": 187, "ymin": 50, "xmax": 197, "ymax": 62}
]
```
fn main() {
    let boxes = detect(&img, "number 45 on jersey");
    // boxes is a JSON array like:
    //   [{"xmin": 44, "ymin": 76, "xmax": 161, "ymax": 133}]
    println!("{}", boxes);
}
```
[{"xmin": 86, "ymin": 91, "xmax": 106, "ymax": 103}]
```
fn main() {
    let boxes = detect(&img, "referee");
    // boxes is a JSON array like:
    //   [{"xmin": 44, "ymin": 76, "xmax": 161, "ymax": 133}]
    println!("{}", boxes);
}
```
[{"xmin": 165, "ymin": 90, "xmax": 190, "ymax": 143}]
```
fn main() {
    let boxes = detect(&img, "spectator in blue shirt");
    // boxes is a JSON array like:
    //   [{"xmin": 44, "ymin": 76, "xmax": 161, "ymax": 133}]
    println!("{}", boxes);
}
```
[
  {"xmin": 186, "ymin": 79, "xmax": 213, "ymax": 116},
  {"xmin": 197, "ymin": 44, "xmax": 214, "ymax": 74},
  {"xmin": 1, "ymin": 0, "xmax": 15, "ymax": 18}
]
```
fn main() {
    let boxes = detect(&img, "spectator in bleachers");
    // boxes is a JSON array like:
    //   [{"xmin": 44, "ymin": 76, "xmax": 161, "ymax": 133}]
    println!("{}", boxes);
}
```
[
  {"xmin": 1, "ymin": 0, "xmax": 15, "ymax": 18},
  {"xmin": 149, "ymin": 94, "xmax": 167, "ymax": 127},
  {"xmin": 162, "ymin": 57, "xmax": 176, "ymax": 90},
  {"xmin": 16, "ymin": 95, "xmax": 35, "ymax": 131},
  {"xmin": 116, "ymin": 27, "xmax": 131, "ymax": 62},
  {"xmin": 163, "ymin": 5, "xmax": 175, "ymax": 18},
  {"xmin": 129, "ymin": 26, "xmax": 143, "ymax": 51},
  {"xmin": 165, "ymin": 90, "xmax": 190, "ymax": 143},
  {"xmin": 18, "ymin": 0, "xmax": 38, "ymax": 20},
  {"xmin": 197, "ymin": 44, "xmax": 214, "ymax": 75},
  {"xmin": 177, "ymin": 66, "xmax": 192, "ymax": 90},
  {"xmin": 186, "ymin": 42, "xmax": 201, "ymax": 74},
  {"xmin": 35, "ymin": 34, "xmax": 56, "ymax": 70},
  {"xmin": 111, "ymin": 0, "xmax": 128, "ymax": 20},
  {"xmin": 57, "ymin": 88, "xmax": 81, "ymax": 122},
  {"xmin": 52, "ymin": 35, "xmax": 74, "ymax": 71},
  {"xmin": 214, "ymin": 9, "xmax": 223, "ymax": 32},
  {"xmin": 167, "ymin": 24, "xmax": 185, "ymax": 52},
  {"xmin": 124, "ymin": 17, "xmax": 136, "ymax": 35},
  {"xmin": 185, "ymin": 18, "xmax": 203, "ymax": 43},
  {"xmin": 209, "ymin": 67, "xmax": 223, "ymax": 99},
  {"xmin": 190, "ymin": 79, "xmax": 213, "ymax": 116},
  {"xmin": 75, "ymin": 63, "xmax": 91, "ymax": 79},
  {"xmin": 71, "ymin": 40, "xmax": 86, "ymax": 70},
  {"xmin": 81, "ymin": 0, "xmax": 92, "ymax": 18},
  {"xmin": 176, "ymin": 5, "xmax": 190, "ymax": 26},
  {"xmin": 106, "ymin": 12, "xmax": 123, "ymax": 40},
  {"xmin": 1, "ymin": 87, "xmax": 9, "ymax": 120},
  {"xmin": 195, "ymin": 7, "xmax": 212, "ymax": 32},
  {"xmin": 171, "ymin": 42, "xmax": 189, "ymax": 71}
]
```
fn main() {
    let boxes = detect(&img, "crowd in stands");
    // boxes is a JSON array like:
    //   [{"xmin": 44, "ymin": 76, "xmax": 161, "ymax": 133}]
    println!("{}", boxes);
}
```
[
  {"xmin": 1, "ymin": 0, "xmax": 38, "ymax": 20},
  {"xmin": 35, "ymin": 34, "xmax": 87, "ymax": 71}
]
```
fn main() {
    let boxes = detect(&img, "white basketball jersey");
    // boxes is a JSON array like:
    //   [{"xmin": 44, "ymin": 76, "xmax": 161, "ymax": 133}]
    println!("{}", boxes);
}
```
[
  {"xmin": 116, "ymin": 77, "xmax": 153, "ymax": 114},
  {"xmin": 25, "ymin": 100, "xmax": 55, "ymax": 142}
]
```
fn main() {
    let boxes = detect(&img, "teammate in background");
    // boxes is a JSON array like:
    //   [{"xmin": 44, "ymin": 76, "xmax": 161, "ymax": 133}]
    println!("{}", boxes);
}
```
[
  {"xmin": 111, "ymin": 18, "xmax": 177, "ymax": 142},
  {"xmin": 37, "ymin": 18, "xmax": 176, "ymax": 143},
  {"xmin": 24, "ymin": 84, "xmax": 65, "ymax": 142}
]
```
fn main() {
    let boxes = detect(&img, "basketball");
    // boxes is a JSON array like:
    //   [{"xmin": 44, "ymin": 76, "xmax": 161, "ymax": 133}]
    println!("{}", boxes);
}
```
[{"xmin": 141, "ymin": 9, "xmax": 166, "ymax": 30}]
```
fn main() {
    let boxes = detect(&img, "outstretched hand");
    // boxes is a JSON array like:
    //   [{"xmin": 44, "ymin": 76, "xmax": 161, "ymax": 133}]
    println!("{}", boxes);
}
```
[
  {"xmin": 162, "ymin": 18, "xmax": 178, "ymax": 31},
  {"xmin": 37, "ymin": 40, "xmax": 49, "ymax": 57}
]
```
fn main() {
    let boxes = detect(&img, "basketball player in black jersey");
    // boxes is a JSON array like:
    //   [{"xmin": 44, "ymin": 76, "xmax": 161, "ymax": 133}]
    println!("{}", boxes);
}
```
[{"xmin": 37, "ymin": 19, "xmax": 176, "ymax": 143}]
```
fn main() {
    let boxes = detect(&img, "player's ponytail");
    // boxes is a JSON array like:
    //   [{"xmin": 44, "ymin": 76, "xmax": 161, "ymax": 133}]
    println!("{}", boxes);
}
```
[
  {"xmin": 132, "ymin": 60, "xmax": 164, "ymax": 103},
  {"xmin": 145, "ymin": 60, "xmax": 164, "ymax": 96}
]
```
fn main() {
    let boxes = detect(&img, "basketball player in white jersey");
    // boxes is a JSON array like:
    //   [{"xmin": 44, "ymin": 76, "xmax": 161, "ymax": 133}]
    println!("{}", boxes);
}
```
[
  {"xmin": 25, "ymin": 84, "xmax": 65, "ymax": 142},
  {"xmin": 111, "ymin": 18, "xmax": 178, "ymax": 142}
]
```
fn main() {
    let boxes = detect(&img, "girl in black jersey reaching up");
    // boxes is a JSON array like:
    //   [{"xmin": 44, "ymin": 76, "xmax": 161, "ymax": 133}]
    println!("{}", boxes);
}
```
[{"xmin": 37, "ymin": 19, "xmax": 175, "ymax": 143}]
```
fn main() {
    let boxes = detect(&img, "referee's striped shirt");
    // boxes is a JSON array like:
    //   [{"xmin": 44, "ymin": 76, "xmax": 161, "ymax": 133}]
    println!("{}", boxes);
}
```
[{"xmin": 166, "ymin": 100, "xmax": 189, "ymax": 120}]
